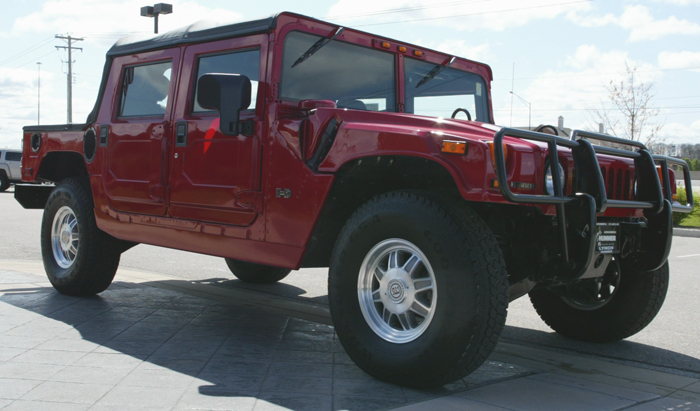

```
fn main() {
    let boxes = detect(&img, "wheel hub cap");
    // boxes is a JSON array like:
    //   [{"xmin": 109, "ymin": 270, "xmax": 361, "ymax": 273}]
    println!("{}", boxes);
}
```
[
  {"xmin": 51, "ymin": 206, "xmax": 79, "ymax": 271},
  {"xmin": 387, "ymin": 278, "xmax": 406, "ymax": 303},
  {"xmin": 358, "ymin": 239, "xmax": 438, "ymax": 344}
]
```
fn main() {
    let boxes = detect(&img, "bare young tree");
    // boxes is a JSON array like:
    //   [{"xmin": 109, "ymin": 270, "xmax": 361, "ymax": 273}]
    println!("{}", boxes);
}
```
[{"xmin": 587, "ymin": 62, "xmax": 663, "ymax": 145}]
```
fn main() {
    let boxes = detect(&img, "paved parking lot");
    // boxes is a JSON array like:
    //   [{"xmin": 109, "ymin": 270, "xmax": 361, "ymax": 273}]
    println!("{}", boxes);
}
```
[{"xmin": 1, "ymin": 264, "xmax": 699, "ymax": 411}]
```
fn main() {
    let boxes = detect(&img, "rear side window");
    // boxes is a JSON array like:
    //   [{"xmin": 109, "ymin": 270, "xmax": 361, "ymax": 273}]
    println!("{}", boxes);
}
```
[
  {"xmin": 119, "ymin": 61, "xmax": 172, "ymax": 117},
  {"xmin": 5, "ymin": 152, "xmax": 21, "ymax": 162},
  {"xmin": 193, "ymin": 50, "xmax": 260, "ymax": 113}
]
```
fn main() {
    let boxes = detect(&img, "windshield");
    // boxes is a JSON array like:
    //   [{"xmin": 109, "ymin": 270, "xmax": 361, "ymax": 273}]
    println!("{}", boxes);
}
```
[
  {"xmin": 404, "ymin": 57, "xmax": 489, "ymax": 122},
  {"xmin": 280, "ymin": 31, "xmax": 396, "ymax": 112}
]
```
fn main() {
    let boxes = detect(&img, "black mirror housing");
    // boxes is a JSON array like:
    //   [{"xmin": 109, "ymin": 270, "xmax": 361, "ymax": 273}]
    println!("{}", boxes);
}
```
[{"xmin": 197, "ymin": 74, "xmax": 251, "ymax": 136}]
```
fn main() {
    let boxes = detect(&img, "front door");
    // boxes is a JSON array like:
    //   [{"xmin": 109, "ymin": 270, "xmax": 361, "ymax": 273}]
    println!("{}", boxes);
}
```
[
  {"xmin": 168, "ymin": 36, "xmax": 267, "ymax": 226},
  {"xmin": 102, "ymin": 49, "xmax": 180, "ymax": 215}
]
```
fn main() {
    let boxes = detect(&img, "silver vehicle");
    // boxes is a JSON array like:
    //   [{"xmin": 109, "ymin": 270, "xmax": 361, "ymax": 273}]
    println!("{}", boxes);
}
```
[{"xmin": 0, "ymin": 149, "xmax": 22, "ymax": 192}]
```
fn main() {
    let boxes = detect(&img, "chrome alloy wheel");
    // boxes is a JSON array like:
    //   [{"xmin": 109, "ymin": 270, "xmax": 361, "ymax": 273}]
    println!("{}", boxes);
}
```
[
  {"xmin": 51, "ymin": 206, "xmax": 79, "ymax": 271},
  {"xmin": 358, "ymin": 239, "xmax": 437, "ymax": 343}
]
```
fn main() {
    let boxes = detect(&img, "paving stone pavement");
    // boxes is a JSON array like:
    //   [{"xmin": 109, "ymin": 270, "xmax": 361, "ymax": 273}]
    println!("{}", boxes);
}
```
[
  {"xmin": 1, "ymin": 267, "xmax": 699, "ymax": 411},
  {"xmin": 0, "ymin": 269, "xmax": 532, "ymax": 410}
]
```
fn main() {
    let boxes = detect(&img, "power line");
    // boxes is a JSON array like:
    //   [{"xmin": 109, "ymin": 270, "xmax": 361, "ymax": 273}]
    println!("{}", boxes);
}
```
[
  {"xmin": 0, "ymin": 35, "xmax": 54, "ymax": 67},
  {"xmin": 12, "ymin": 50, "xmax": 57, "ymax": 70}
]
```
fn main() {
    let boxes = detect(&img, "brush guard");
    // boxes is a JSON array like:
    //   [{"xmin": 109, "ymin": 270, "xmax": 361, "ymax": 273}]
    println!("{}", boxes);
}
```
[{"xmin": 492, "ymin": 128, "xmax": 694, "ymax": 280}]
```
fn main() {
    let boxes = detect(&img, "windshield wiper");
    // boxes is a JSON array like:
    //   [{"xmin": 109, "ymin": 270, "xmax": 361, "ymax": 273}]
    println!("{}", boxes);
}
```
[
  {"xmin": 416, "ymin": 56, "xmax": 456, "ymax": 88},
  {"xmin": 291, "ymin": 27, "xmax": 345, "ymax": 68}
]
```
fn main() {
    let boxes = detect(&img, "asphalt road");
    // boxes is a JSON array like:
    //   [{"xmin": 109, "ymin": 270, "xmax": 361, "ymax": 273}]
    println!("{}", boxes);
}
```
[{"xmin": 2, "ymin": 186, "xmax": 699, "ymax": 378}]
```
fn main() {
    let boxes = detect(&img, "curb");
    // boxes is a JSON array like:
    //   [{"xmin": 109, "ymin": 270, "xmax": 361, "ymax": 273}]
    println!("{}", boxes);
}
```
[{"xmin": 674, "ymin": 227, "xmax": 700, "ymax": 238}]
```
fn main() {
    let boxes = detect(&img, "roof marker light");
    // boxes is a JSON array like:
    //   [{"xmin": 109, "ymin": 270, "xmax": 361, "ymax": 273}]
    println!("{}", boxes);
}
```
[
  {"xmin": 413, "ymin": 50, "xmax": 423, "ymax": 57},
  {"xmin": 381, "ymin": 42, "xmax": 391, "ymax": 49},
  {"xmin": 398, "ymin": 46, "xmax": 407, "ymax": 53}
]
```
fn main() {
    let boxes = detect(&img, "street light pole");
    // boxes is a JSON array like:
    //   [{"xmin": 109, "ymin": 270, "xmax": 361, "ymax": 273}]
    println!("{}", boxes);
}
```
[
  {"xmin": 510, "ymin": 91, "xmax": 531, "ymax": 130},
  {"xmin": 141, "ymin": 3, "xmax": 173, "ymax": 34}
]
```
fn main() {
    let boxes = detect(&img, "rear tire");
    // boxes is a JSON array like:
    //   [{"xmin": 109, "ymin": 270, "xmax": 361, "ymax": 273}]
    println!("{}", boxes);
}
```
[
  {"xmin": 0, "ymin": 172, "xmax": 9, "ymax": 192},
  {"xmin": 329, "ymin": 191, "xmax": 508, "ymax": 388},
  {"xmin": 41, "ymin": 177, "xmax": 121, "ymax": 296},
  {"xmin": 529, "ymin": 260, "xmax": 669, "ymax": 342},
  {"xmin": 224, "ymin": 259, "xmax": 291, "ymax": 284}
]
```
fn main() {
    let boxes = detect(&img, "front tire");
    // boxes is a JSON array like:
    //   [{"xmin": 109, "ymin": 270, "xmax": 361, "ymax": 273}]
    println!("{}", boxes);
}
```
[
  {"xmin": 224, "ymin": 258, "xmax": 291, "ymax": 284},
  {"xmin": 329, "ymin": 192, "xmax": 508, "ymax": 388},
  {"xmin": 41, "ymin": 177, "xmax": 121, "ymax": 296},
  {"xmin": 529, "ymin": 260, "xmax": 669, "ymax": 342}
]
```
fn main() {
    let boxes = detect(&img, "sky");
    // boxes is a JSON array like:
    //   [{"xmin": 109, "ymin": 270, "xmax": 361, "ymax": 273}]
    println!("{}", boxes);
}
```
[{"xmin": 1, "ymin": 0, "xmax": 699, "ymax": 149}]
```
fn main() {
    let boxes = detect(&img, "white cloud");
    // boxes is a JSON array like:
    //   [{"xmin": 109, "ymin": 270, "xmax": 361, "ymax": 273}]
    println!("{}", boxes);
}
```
[
  {"xmin": 651, "ymin": 0, "xmax": 700, "ymax": 4},
  {"xmin": 0, "ymin": 68, "xmax": 59, "ymax": 148},
  {"xmin": 432, "ymin": 39, "xmax": 490, "ymax": 61},
  {"xmin": 570, "ymin": 5, "xmax": 700, "ymax": 42},
  {"xmin": 10, "ymin": 0, "xmax": 244, "ymax": 46},
  {"xmin": 494, "ymin": 45, "xmax": 662, "ymax": 132},
  {"xmin": 658, "ymin": 50, "xmax": 700, "ymax": 71},
  {"xmin": 658, "ymin": 121, "xmax": 700, "ymax": 145},
  {"xmin": 327, "ymin": 0, "xmax": 592, "ymax": 31},
  {"xmin": 622, "ymin": 6, "xmax": 700, "ymax": 41}
]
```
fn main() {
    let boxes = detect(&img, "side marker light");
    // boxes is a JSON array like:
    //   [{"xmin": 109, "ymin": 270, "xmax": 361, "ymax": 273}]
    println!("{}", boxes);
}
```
[{"xmin": 441, "ymin": 140, "xmax": 467, "ymax": 155}]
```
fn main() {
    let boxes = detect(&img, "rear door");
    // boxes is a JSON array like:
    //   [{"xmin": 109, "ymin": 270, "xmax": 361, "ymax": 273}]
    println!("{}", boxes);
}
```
[
  {"xmin": 168, "ymin": 35, "xmax": 267, "ymax": 225},
  {"xmin": 102, "ymin": 49, "xmax": 180, "ymax": 215}
]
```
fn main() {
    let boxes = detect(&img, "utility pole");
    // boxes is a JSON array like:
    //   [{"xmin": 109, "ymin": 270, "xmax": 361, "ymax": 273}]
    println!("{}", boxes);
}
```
[
  {"xmin": 55, "ymin": 34, "xmax": 83, "ymax": 124},
  {"xmin": 37, "ymin": 62, "xmax": 41, "ymax": 125}
]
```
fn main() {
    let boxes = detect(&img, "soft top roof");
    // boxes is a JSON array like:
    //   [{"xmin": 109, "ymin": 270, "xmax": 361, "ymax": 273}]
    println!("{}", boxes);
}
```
[{"xmin": 107, "ymin": 14, "xmax": 279, "ymax": 56}]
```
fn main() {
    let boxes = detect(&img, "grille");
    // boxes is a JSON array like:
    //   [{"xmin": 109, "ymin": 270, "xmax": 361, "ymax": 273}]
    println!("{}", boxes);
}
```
[{"xmin": 600, "ymin": 166, "xmax": 633, "ymax": 200}]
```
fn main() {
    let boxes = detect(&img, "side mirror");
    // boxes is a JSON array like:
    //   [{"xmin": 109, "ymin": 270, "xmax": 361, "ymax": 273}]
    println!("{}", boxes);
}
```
[{"xmin": 197, "ymin": 74, "xmax": 251, "ymax": 136}]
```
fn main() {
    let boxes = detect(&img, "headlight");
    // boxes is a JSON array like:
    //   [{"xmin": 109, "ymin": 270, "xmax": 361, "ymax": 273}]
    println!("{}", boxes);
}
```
[{"xmin": 545, "ymin": 161, "xmax": 565, "ymax": 196}]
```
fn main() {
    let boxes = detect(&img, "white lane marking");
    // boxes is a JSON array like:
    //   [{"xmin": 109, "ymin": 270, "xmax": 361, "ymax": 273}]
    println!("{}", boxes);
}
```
[{"xmin": 677, "ymin": 254, "xmax": 700, "ymax": 258}]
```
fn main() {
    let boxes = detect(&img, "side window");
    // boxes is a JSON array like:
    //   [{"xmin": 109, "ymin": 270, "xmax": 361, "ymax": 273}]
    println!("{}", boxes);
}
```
[
  {"xmin": 5, "ymin": 152, "xmax": 21, "ymax": 162},
  {"xmin": 119, "ymin": 61, "xmax": 172, "ymax": 117},
  {"xmin": 193, "ymin": 49, "xmax": 260, "ymax": 113}
]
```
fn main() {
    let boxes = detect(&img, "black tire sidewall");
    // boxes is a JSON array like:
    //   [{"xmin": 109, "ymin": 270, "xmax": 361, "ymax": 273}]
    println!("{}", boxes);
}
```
[
  {"xmin": 40, "ymin": 178, "xmax": 111, "ymax": 294},
  {"xmin": 530, "ymin": 261, "xmax": 669, "ymax": 342},
  {"xmin": 0, "ymin": 172, "xmax": 9, "ymax": 192},
  {"xmin": 330, "ymin": 193, "xmax": 501, "ymax": 385},
  {"xmin": 224, "ymin": 259, "xmax": 292, "ymax": 284}
]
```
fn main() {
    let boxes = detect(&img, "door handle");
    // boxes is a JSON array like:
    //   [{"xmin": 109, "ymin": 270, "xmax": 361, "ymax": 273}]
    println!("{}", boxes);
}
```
[{"xmin": 176, "ymin": 121, "xmax": 188, "ymax": 147}]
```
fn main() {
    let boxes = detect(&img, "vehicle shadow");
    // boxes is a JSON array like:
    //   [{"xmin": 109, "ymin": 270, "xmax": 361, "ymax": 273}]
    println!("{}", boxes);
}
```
[
  {"xmin": 188, "ymin": 276, "xmax": 330, "ymax": 307},
  {"xmin": 0, "ymin": 276, "xmax": 528, "ymax": 410},
  {"xmin": 501, "ymin": 325, "xmax": 700, "ymax": 376}
]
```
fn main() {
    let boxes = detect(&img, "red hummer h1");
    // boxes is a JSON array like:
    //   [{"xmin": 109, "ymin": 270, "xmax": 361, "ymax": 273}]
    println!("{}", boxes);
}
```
[{"xmin": 15, "ymin": 12, "xmax": 694, "ymax": 387}]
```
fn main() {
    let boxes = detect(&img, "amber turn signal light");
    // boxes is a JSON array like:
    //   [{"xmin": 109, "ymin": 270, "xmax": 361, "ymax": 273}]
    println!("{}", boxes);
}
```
[
  {"xmin": 487, "ymin": 141, "xmax": 509, "ymax": 168},
  {"xmin": 441, "ymin": 140, "xmax": 467, "ymax": 155}
]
